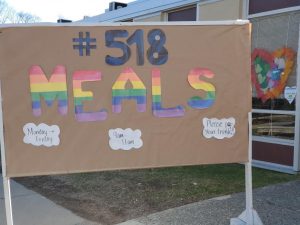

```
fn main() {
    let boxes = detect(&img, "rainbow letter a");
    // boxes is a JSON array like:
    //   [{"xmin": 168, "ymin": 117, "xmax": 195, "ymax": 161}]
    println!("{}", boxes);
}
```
[{"xmin": 112, "ymin": 67, "xmax": 146, "ymax": 113}]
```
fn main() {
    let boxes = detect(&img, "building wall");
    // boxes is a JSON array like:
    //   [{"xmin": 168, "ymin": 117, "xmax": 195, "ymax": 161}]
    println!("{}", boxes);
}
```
[
  {"xmin": 81, "ymin": 0, "xmax": 246, "ymax": 23},
  {"xmin": 198, "ymin": 0, "xmax": 243, "ymax": 20},
  {"xmin": 79, "ymin": 0, "xmax": 300, "ymax": 173},
  {"xmin": 133, "ymin": 0, "xmax": 244, "ymax": 22},
  {"xmin": 134, "ymin": 14, "xmax": 162, "ymax": 22}
]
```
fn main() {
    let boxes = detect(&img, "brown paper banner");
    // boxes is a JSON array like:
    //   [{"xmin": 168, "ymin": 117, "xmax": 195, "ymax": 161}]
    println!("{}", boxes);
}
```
[{"xmin": 0, "ymin": 23, "xmax": 251, "ymax": 177}]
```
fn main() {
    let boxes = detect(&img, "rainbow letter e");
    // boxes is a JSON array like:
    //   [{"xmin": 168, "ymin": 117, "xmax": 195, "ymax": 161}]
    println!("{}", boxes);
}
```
[
  {"xmin": 29, "ymin": 65, "xmax": 68, "ymax": 116},
  {"xmin": 112, "ymin": 67, "xmax": 146, "ymax": 113},
  {"xmin": 73, "ymin": 71, "xmax": 107, "ymax": 122},
  {"xmin": 187, "ymin": 68, "xmax": 216, "ymax": 109},
  {"xmin": 152, "ymin": 69, "xmax": 185, "ymax": 117}
]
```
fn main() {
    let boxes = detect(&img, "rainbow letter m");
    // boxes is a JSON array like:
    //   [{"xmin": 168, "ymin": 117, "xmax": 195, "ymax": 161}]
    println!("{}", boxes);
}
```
[{"xmin": 29, "ymin": 65, "xmax": 68, "ymax": 116}]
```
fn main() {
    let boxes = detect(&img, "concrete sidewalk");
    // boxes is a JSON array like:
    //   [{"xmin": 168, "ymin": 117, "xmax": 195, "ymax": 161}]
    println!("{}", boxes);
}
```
[
  {"xmin": 0, "ymin": 175, "xmax": 101, "ymax": 225},
  {"xmin": 117, "ymin": 180, "xmax": 300, "ymax": 225}
]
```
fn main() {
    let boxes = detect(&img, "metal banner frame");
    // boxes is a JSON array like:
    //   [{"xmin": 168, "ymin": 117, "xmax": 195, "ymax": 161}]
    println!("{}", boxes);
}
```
[
  {"xmin": 230, "ymin": 112, "xmax": 263, "ymax": 225},
  {"xmin": 1, "ymin": 112, "xmax": 264, "ymax": 225},
  {"xmin": 1, "ymin": 82, "xmax": 14, "ymax": 225},
  {"xmin": 0, "ymin": 21, "xmax": 264, "ymax": 225}
]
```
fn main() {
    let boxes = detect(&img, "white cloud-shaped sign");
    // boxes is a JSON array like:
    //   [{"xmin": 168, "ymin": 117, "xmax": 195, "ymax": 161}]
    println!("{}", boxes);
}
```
[
  {"xmin": 109, "ymin": 128, "xmax": 143, "ymax": 150},
  {"xmin": 23, "ymin": 123, "xmax": 60, "ymax": 147},
  {"xmin": 203, "ymin": 118, "xmax": 236, "ymax": 139}
]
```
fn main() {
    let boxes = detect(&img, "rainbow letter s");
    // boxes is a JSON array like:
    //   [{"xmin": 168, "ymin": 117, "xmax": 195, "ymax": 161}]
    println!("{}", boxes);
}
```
[
  {"xmin": 29, "ymin": 65, "xmax": 68, "ymax": 116},
  {"xmin": 187, "ymin": 68, "xmax": 216, "ymax": 109}
]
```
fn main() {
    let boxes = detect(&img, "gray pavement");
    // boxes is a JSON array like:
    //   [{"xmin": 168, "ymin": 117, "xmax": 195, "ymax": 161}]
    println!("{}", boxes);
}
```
[
  {"xmin": 1, "ymin": 174, "xmax": 300, "ymax": 225},
  {"xmin": 0, "ymin": 175, "xmax": 101, "ymax": 225},
  {"xmin": 117, "ymin": 180, "xmax": 300, "ymax": 225}
]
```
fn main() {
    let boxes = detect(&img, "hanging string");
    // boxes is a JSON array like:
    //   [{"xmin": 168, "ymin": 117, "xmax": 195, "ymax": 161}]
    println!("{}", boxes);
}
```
[
  {"xmin": 255, "ymin": 21, "xmax": 260, "ymax": 49},
  {"xmin": 285, "ymin": 14, "xmax": 291, "ymax": 47}
]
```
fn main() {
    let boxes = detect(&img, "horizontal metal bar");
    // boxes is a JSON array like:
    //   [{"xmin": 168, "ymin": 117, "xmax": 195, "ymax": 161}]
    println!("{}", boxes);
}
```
[
  {"xmin": 252, "ymin": 160, "xmax": 296, "ymax": 174},
  {"xmin": 252, "ymin": 136, "xmax": 294, "ymax": 146},
  {"xmin": 252, "ymin": 109, "xmax": 296, "ymax": 115}
]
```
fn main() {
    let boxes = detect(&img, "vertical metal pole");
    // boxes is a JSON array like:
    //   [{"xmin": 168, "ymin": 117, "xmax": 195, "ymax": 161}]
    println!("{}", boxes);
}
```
[
  {"xmin": 242, "ymin": 0, "xmax": 249, "ymax": 20},
  {"xmin": 3, "ymin": 177, "xmax": 14, "ymax": 225},
  {"xmin": 245, "ymin": 112, "xmax": 254, "ymax": 225},
  {"xmin": 244, "ymin": 4, "xmax": 256, "ymax": 220},
  {"xmin": 196, "ymin": 2, "xmax": 200, "ymax": 21},
  {"xmin": 293, "ymin": 25, "xmax": 300, "ymax": 172},
  {"xmin": 0, "ymin": 81, "xmax": 14, "ymax": 225}
]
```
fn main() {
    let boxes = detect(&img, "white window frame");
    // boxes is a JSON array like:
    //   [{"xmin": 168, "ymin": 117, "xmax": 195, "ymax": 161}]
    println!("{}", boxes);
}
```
[{"xmin": 246, "ymin": 0, "xmax": 300, "ymax": 171}]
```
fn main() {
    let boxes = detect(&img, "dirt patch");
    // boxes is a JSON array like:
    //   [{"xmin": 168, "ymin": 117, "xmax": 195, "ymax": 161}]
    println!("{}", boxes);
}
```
[
  {"xmin": 16, "ymin": 171, "xmax": 189, "ymax": 224},
  {"xmin": 15, "ymin": 164, "xmax": 300, "ymax": 225}
]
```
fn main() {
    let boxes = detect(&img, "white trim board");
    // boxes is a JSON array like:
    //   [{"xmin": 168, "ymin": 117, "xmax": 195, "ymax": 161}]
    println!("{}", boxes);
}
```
[{"xmin": 0, "ymin": 20, "xmax": 250, "ymax": 28}]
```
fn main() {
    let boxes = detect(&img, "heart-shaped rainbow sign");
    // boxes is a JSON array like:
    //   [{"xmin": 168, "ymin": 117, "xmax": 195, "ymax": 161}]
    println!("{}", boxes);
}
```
[{"xmin": 251, "ymin": 47, "xmax": 296, "ymax": 102}]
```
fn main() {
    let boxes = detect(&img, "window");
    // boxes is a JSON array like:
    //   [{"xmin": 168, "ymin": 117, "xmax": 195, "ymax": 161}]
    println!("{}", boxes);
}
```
[
  {"xmin": 252, "ymin": 98, "xmax": 295, "ymax": 111},
  {"xmin": 251, "ymin": 11, "xmax": 299, "ymax": 142},
  {"xmin": 249, "ymin": 0, "xmax": 300, "ymax": 15},
  {"xmin": 253, "ymin": 113, "xmax": 295, "ymax": 140},
  {"xmin": 168, "ymin": 6, "xmax": 197, "ymax": 21}
]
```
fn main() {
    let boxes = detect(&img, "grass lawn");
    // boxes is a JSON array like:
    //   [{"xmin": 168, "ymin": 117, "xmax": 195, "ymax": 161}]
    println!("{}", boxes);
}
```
[{"xmin": 17, "ymin": 163, "xmax": 300, "ymax": 224}]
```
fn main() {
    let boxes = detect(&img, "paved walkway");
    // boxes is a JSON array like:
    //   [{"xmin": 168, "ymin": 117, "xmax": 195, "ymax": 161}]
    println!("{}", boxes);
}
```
[
  {"xmin": 0, "ymin": 175, "xmax": 101, "ymax": 225},
  {"xmin": 1, "ymin": 174, "xmax": 300, "ymax": 225},
  {"xmin": 117, "ymin": 180, "xmax": 300, "ymax": 225}
]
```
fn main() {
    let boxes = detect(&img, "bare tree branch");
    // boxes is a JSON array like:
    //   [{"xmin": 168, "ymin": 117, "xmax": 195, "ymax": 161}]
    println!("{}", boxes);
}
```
[
  {"xmin": 0, "ymin": 0, "xmax": 12, "ymax": 23},
  {"xmin": 0, "ymin": 0, "xmax": 40, "ymax": 24},
  {"xmin": 17, "ymin": 12, "xmax": 40, "ymax": 23}
]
